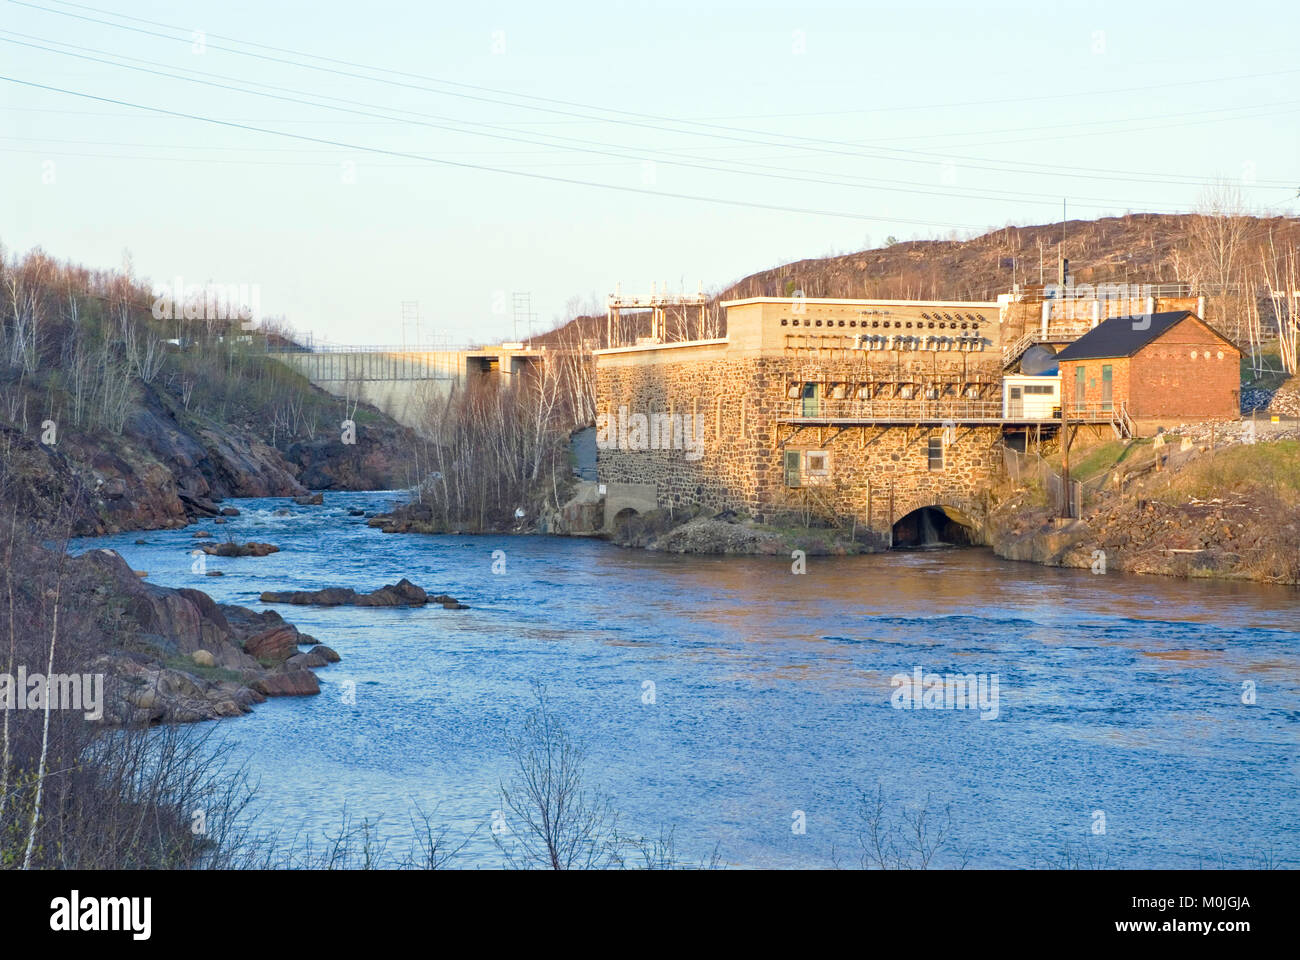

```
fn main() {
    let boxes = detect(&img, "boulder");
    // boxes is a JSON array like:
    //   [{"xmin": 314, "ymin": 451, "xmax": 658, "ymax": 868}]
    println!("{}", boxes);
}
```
[
  {"xmin": 192, "ymin": 650, "xmax": 216, "ymax": 667},
  {"xmin": 260, "ymin": 579, "xmax": 429, "ymax": 607},
  {"xmin": 200, "ymin": 541, "xmax": 280, "ymax": 558},
  {"xmin": 293, "ymin": 493, "xmax": 324, "ymax": 506},
  {"xmin": 220, "ymin": 506, "xmax": 241, "ymax": 516},
  {"xmin": 363, "ymin": 578, "xmax": 428, "ymax": 606},
  {"xmin": 286, "ymin": 645, "xmax": 340, "ymax": 669},
  {"xmin": 253, "ymin": 670, "xmax": 321, "ymax": 697},
  {"xmin": 243, "ymin": 624, "xmax": 302, "ymax": 663},
  {"xmin": 431, "ymin": 594, "xmax": 470, "ymax": 610}
]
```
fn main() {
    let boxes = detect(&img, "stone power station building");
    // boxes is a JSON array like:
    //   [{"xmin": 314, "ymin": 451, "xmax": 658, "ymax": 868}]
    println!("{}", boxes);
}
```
[{"xmin": 594, "ymin": 286, "xmax": 1238, "ymax": 546}]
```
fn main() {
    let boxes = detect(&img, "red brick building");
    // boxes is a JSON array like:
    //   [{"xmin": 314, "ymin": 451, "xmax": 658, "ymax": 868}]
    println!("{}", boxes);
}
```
[{"xmin": 1053, "ymin": 311, "xmax": 1241, "ymax": 430}]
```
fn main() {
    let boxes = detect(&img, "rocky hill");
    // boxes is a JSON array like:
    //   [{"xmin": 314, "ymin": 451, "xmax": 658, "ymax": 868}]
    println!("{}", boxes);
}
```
[
  {"xmin": 0, "ymin": 247, "xmax": 419, "ymax": 535},
  {"xmin": 542, "ymin": 212, "xmax": 1300, "ymax": 346}
]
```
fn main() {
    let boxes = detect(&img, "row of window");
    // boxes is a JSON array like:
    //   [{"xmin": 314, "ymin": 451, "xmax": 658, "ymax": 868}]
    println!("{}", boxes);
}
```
[
  {"xmin": 783, "ymin": 317, "xmax": 981, "ymax": 330},
  {"xmin": 792, "ymin": 382, "xmax": 984, "ymax": 400}
]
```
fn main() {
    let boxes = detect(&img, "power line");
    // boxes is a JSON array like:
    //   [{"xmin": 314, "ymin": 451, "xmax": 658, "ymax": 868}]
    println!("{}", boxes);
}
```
[
  {"xmin": 0, "ymin": 74, "xmax": 1000, "ymax": 229},
  {"xmin": 8, "ymin": 0, "xmax": 1295, "ymax": 189},
  {"xmin": 0, "ymin": 32, "xmax": 1226, "ymax": 213}
]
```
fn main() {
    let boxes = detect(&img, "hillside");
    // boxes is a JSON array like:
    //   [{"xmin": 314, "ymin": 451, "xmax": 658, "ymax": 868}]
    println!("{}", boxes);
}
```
[
  {"xmin": 0, "ymin": 247, "xmax": 419, "ymax": 535},
  {"xmin": 541, "ymin": 212, "xmax": 1300, "ymax": 346}
]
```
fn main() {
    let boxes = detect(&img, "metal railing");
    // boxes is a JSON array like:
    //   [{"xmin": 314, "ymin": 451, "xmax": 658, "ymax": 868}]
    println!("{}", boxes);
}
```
[
  {"xmin": 1061, "ymin": 400, "xmax": 1128, "ymax": 425},
  {"xmin": 1062, "ymin": 401, "xmax": 1112, "ymax": 418},
  {"xmin": 269, "ymin": 350, "xmax": 459, "ymax": 381},
  {"xmin": 1001, "ymin": 323, "xmax": 1096, "ymax": 367},
  {"xmin": 785, "ymin": 398, "xmax": 1004, "ymax": 421},
  {"xmin": 267, "ymin": 341, "xmax": 489, "ymax": 354}
]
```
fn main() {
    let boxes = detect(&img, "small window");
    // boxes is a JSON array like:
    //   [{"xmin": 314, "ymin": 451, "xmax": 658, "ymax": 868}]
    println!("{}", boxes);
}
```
[
  {"xmin": 806, "ymin": 451, "xmax": 830, "ymax": 476},
  {"xmin": 928, "ymin": 436, "xmax": 944, "ymax": 471}
]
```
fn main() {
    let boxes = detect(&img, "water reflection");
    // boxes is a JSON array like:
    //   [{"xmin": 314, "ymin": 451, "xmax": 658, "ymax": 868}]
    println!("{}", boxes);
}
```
[{"xmin": 71, "ymin": 492, "xmax": 1300, "ymax": 868}]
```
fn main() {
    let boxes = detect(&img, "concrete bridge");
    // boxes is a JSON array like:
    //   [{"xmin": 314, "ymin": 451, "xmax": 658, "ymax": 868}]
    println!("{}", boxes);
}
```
[{"xmin": 268, "ymin": 344, "xmax": 545, "ymax": 430}]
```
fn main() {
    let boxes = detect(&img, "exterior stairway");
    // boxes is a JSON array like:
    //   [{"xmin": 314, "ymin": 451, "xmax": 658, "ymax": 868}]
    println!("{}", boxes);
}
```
[
  {"xmin": 1109, "ymin": 402, "xmax": 1135, "ymax": 439},
  {"xmin": 1001, "ymin": 331, "xmax": 1040, "ymax": 370}
]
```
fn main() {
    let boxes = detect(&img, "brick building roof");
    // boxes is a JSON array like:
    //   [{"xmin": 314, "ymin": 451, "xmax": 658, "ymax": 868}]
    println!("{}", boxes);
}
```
[
  {"xmin": 1054, "ymin": 311, "xmax": 1237, "ymax": 362},
  {"xmin": 1053, "ymin": 311, "xmax": 1192, "ymax": 361}
]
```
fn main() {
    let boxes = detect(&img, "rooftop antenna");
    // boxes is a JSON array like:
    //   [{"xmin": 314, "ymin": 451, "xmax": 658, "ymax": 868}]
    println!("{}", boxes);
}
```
[{"xmin": 1058, "ymin": 198, "xmax": 1068, "ymax": 287}]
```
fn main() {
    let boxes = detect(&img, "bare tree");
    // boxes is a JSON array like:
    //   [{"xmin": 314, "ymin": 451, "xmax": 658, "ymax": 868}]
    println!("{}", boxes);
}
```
[
  {"xmin": 846, "ymin": 783, "xmax": 969, "ymax": 870},
  {"xmin": 20, "ymin": 530, "xmax": 69, "ymax": 869},
  {"xmin": 495, "ymin": 684, "xmax": 617, "ymax": 869}
]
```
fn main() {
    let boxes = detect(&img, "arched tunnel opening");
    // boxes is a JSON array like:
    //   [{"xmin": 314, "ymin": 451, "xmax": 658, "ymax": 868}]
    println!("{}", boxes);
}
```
[{"xmin": 891, "ymin": 506, "xmax": 977, "ymax": 549}]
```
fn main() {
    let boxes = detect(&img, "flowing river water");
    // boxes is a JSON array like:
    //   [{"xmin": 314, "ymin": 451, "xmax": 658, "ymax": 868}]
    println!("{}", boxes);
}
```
[{"xmin": 72, "ymin": 491, "xmax": 1300, "ymax": 868}]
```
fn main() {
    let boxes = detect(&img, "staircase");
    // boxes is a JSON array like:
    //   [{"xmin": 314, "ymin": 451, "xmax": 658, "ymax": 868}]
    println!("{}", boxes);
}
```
[
  {"xmin": 1001, "ymin": 331, "xmax": 1040, "ymax": 369},
  {"xmin": 1109, "ymin": 402, "xmax": 1135, "ymax": 439}
]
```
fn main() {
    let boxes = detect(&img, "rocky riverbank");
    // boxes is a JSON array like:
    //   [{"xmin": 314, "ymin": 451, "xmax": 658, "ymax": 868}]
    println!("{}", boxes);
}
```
[
  {"xmin": 51, "ymin": 544, "xmax": 339, "ymax": 723},
  {"xmin": 986, "ymin": 439, "xmax": 1300, "ymax": 585},
  {"xmin": 610, "ymin": 510, "xmax": 877, "ymax": 555},
  {"xmin": 0, "ymin": 374, "xmax": 417, "ymax": 538}
]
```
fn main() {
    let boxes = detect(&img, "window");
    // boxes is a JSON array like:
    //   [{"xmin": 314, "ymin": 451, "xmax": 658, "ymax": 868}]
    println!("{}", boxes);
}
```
[
  {"xmin": 1074, "ymin": 366, "xmax": 1086, "ymax": 406},
  {"xmin": 783, "ymin": 450, "xmax": 801, "ymax": 487},
  {"xmin": 928, "ymin": 436, "xmax": 944, "ymax": 471},
  {"xmin": 806, "ymin": 451, "xmax": 830, "ymax": 476},
  {"xmin": 1101, "ymin": 364, "xmax": 1113, "ymax": 412}
]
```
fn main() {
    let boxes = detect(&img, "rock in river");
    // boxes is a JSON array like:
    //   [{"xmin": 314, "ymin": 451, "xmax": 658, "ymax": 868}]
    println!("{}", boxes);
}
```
[{"xmin": 260, "ymin": 578, "xmax": 459, "ymax": 608}]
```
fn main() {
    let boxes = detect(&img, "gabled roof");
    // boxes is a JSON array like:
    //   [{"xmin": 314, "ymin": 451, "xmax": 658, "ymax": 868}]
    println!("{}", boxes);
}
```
[{"xmin": 1053, "ymin": 311, "xmax": 1235, "ymax": 362}]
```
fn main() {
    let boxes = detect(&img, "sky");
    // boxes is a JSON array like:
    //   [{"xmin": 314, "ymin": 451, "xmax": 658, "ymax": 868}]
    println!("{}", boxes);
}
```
[{"xmin": 1, "ymin": 0, "xmax": 1297, "ymax": 346}]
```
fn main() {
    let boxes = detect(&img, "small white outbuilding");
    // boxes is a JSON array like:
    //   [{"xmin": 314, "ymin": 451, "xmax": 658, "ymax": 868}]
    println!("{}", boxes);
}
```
[{"xmin": 1002, "ymin": 374, "xmax": 1061, "ymax": 419}]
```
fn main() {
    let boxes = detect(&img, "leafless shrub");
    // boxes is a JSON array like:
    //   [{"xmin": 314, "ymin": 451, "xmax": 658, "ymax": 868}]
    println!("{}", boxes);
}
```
[
  {"xmin": 840, "ymin": 783, "xmax": 969, "ymax": 870},
  {"xmin": 494, "ymin": 684, "xmax": 618, "ymax": 869}
]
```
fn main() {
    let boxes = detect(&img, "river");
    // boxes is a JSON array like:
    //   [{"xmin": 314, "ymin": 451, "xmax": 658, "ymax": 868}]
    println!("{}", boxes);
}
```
[{"xmin": 71, "ymin": 491, "xmax": 1300, "ymax": 868}]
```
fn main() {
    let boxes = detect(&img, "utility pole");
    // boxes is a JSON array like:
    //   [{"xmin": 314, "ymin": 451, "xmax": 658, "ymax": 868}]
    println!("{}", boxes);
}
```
[
  {"xmin": 401, "ymin": 301, "xmax": 420, "ymax": 350},
  {"xmin": 1060, "ymin": 404, "xmax": 1072, "ymax": 519},
  {"xmin": 1058, "ymin": 199, "xmax": 1070, "ymax": 289},
  {"xmin": 512, "ymin": 292, "xmax": 536, "ymax": 344}
]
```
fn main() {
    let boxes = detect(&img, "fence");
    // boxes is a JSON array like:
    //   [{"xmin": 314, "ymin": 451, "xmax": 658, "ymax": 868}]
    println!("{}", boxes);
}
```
[
  {"xmin": 267, "ymin": 349, "xmax": 460, "ymax": 382},
  {"xmin": 1003, "ymin": 445, "xmax": 1083, "ymax": 517},
  {"xmin": 786, "ymin": 398, "xmax": 1003, "ymax": 421}
]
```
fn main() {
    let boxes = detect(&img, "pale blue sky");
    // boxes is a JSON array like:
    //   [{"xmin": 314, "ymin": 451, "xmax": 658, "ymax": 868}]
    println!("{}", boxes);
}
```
[{"xmin": 2, "ymin": 0, "xmax": 1297, "ymax": 345}]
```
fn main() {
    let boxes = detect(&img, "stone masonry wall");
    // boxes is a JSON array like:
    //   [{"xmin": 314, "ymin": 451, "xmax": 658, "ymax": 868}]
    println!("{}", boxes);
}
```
[{"xmin": 595, "ymin": 353, "xmax": 1003, "ymax": 532}]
